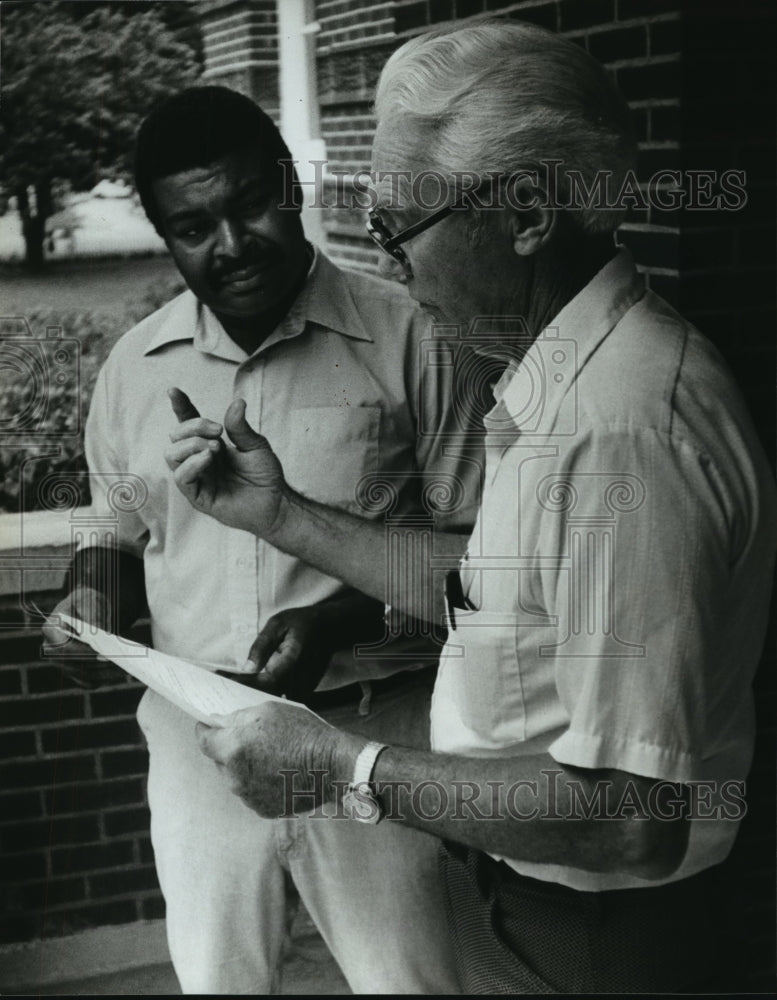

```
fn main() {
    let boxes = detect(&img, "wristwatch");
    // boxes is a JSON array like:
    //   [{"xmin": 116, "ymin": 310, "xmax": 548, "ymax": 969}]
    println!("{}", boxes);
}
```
[{"xmin": 341, "ymin": 741, "xmax": 388, "ymax": 824}]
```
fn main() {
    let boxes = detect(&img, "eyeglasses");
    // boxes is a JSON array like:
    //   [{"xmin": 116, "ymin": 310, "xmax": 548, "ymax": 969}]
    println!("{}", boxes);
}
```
[{"xmin": 366, "ymin": 196, "xmax": 468, "ymax": 271}]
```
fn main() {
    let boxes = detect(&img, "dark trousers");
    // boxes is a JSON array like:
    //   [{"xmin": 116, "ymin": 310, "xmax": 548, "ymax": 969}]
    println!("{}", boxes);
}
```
[{"xmin": 439, "ymin": 841, "xmax": 741, "ymax": 994}]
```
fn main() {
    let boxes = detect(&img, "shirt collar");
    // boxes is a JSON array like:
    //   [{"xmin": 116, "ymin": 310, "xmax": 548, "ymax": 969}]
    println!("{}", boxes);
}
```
[
  {"xmin": 498, "ymin": 247, "xmax": 645, "ymax": 435},
  {"xmin": 143, "ymin": 245, "xmax": 372, "ymax": 359}
]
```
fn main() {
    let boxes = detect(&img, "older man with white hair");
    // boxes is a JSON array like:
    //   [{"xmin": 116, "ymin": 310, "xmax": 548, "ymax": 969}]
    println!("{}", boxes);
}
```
[{"xmin": 165, "ymin": 21, "xmax": 776, "ymax": 993}]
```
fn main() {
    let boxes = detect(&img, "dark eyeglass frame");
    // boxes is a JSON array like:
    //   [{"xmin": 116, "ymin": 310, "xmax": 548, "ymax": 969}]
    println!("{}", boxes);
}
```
[{"xmin": 366, "ymin": 195, "xmax": 468, "ymax": 270}]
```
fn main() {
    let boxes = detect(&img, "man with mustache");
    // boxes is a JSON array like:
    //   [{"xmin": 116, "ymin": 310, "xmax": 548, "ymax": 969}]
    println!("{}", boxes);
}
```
[
  {"xmin": 43, "ymin": 86, "xmax": 478, "ymax": 994},
  {"xmin": 165, "ymin": 23, "xmax": 776, "ymax": 994}
]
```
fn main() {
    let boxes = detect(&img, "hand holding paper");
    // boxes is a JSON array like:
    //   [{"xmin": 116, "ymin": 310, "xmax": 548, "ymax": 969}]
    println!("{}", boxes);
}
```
[
  {"xmin": 56, "ymin": 615, "xmax": 367, "ymax": 820},
  {"xmin": 57, "ymin": 613, "xmax": 322, "ymax": 728}
]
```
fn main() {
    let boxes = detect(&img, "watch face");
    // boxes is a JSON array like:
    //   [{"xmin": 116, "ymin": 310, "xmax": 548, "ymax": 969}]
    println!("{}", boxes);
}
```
[{"xmin": 343, "ymin": 783, "xmax": 383, "ymax": 825}]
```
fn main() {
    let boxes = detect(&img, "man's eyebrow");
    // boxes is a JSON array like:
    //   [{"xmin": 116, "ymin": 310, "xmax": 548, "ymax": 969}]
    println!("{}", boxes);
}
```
[
  {"xmin": 163, "ymin": 208, "xmax": 207, "ymax": 226},
  {"xmin": 231, "ymin": 177, "xmax": 273, "ymax": 198}
]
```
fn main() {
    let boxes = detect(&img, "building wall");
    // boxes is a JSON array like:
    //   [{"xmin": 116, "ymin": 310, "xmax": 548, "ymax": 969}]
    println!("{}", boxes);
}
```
[
  {"xmin": 196, "ymin": 0, "xmax": 280, "ymax": 114},
  {"xmin": 1, "ymin": 0, "xmax": 773, "ymax": 989},
  {"xmin": 0, "ymin": 568, "xmax": 162, "ymax": 944}
]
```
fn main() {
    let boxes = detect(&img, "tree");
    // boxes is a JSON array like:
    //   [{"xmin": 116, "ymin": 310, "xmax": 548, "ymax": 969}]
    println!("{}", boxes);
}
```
[{"xmin": 0, "ymin": 1, "xmax": 200, "ymax": 268}]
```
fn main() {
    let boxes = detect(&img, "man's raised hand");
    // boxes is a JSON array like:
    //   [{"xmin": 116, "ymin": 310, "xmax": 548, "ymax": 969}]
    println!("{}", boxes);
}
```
[{"xmin": 165, "ymin": 388, "xmax": 288, "ymax": 537}]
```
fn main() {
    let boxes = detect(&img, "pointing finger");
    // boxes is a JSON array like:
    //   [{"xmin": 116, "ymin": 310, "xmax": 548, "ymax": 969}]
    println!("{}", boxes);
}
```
[{"xmin": 168, "ymin": 387, "xmax": 201, "ymax": 422}]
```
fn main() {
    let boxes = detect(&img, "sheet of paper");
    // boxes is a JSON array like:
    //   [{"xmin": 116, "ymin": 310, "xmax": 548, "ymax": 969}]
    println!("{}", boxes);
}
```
[{"xmin": 58, "ymin": 614, "xmax": 322, "ymax": 727}]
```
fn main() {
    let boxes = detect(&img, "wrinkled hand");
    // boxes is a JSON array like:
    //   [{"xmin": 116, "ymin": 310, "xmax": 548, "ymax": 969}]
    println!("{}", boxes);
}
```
[
  {"xmin": 41, "ymin": 587, "xmax": 124, "ymax": 689},
  {"xmin": 164, "ymin": 387, "xmax": 288, "ymax": 537},
  {"xmin": 196, "ymin": 702, "xmax": 365, "ymax": 817},
  {"xmin": 221, "ymin": 605, "xmax": 336, "ymax": 702}
]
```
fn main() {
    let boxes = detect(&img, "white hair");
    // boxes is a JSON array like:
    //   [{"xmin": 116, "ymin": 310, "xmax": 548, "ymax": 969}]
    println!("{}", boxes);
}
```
[{"xmin": 374, "ymin": 20, "xmax": 637, "ymax": 234}]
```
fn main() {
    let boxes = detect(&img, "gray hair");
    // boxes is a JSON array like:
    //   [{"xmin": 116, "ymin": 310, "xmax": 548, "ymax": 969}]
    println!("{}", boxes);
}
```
[{"xmin": 374, "ymin": 20, "xmax": 637, "ymax": 234}]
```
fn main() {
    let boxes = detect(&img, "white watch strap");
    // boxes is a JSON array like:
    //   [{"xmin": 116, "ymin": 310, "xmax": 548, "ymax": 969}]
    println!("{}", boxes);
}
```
[{"xmin": 351, "ymin": 741, "xmax": 388, "ymax": 786}]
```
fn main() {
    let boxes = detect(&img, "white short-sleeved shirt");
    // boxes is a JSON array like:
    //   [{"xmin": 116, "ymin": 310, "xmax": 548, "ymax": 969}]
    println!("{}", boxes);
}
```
[
  {"xmin": 430, "ymin": 248, "xmax": 776, "ymax": 890},
  {"xmin": 85, "ymin": 248, "xmax": 480, "ymax": 684}
]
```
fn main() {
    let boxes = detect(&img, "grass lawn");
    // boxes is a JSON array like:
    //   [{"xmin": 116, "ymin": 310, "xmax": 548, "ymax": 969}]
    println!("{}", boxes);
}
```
[{"xmin": 1, "ymin": 254, "xmax": 182, "ymax": 333}]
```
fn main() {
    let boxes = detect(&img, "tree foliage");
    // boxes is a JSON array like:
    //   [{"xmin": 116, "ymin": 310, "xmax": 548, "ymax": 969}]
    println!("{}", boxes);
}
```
[{"xmin": 0, "ymin": 1, "xmax": 201, "ymax": 266}]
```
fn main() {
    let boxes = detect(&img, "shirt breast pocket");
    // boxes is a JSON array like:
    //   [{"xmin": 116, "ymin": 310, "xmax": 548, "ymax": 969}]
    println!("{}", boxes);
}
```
[
  {"xmin": 443, "ymin": 608, "xmax": 527, "ymax": 747},
  {"xmin": 283, "ymin": 406, "xmax": 380, "ymax": 514}
]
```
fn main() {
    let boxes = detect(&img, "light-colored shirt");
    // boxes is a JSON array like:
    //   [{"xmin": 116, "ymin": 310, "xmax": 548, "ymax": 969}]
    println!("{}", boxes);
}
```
[
  {"xmin": 430, "ymin": 248, "xmax": 776, "ymax": 890},
  {"xmin": 85, "ymin": 249, "xmax": 480, "ymax": 684}
]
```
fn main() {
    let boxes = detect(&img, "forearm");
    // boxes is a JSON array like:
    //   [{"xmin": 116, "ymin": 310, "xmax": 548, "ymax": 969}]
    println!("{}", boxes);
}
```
[
  {"xmin": 270, "ymin": 489, "xmax": 468, "ymax": 623},
  {"xmin": 337, "ymin": 743, "xmax": 690, "ymax": 879}
]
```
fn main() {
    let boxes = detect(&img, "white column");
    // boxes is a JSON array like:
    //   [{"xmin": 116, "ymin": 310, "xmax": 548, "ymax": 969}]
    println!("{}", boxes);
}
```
[{"xmin": 276, "ymin": 0, "xmax": 327, "ymax": 247}]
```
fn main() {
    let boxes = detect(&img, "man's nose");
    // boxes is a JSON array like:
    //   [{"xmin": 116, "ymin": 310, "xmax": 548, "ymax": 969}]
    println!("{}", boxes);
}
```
[{"xmin": 214, "ymin": 218, "xmax": 244, "ymax": 258}]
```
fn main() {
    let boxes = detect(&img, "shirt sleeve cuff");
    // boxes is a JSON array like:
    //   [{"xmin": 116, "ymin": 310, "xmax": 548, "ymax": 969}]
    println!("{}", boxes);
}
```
[{"xmin": 549, "ymin": 729, "xmax": 697, "ymax": 784}]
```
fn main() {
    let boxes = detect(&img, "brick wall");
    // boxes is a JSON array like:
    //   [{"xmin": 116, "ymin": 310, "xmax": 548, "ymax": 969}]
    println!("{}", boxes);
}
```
[
  {"xmin": 315, "ymin": 0, "xmax": 686, "ymax": 284},
  {"xmin": 316, "ymin": 1, "xmax": 397, "ymax": 270},
  {"xmin": 195, "ymin": 0, "xmax": 280, "ymax": 116},
  {"xmin": 0, "ymin": 572, "xmax": 163, "ymax": 945},
  {"xmin": 2, "ymin": 1, "xmax": 772, "ymax": 984}
]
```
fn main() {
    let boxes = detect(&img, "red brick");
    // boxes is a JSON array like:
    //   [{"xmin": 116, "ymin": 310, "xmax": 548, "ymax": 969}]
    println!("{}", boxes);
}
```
[
  {"xmin": 0, "ymin": 789, "xmax": 44, "ymax": 820},
  {"xmin": 454, "ymin": 0, "xmax": 485, "ymax": 18},
  {"xmin": 637, "ymin": 145, "xmax": 681, "ymax": 178},
  {"xmin": 738, "ymin": 229, "xmax": 776, "ymax": 270},
  {"xmin": 680, "ymin": 230, "xmax": 736, "ymax": 270},
  {"xmin": 650, "ymin": 105, "xmax": 681, "ymax": 142},
  {"xmin": 617, "ymin": 0, "xmax": 679, "ymax": 19},
  {"xmin": 649, "ymin": 17, "xmax": 681, "ymax": 56},
  {"xmin": 587, "ymin": 25, "xmax": 647, "ymax": 63},
  {"xmin": 103, "ymin": 805, "xmax": 152, "ymax": 837},
  {"xmin": 100, "ymin": 747, "xmax": 149, "ymax": 779},
  {"xmin": 428, "ymin": 0, "xmax": 455, "ymax": 21},
  {"xmin": 619, "ymin": 228, "xmax": 679, "ymax": 269},
  {"xmin": 89, "ymin": 686, "xmax": 144, "ymax": 719},
  {"xmin": 142, "ymin": 894, "xmax": 167, "ymax": 920},
  {"xmin": 40, "ymin": 718, "xmax": 140, "ymax": 753},
  {"xmin": 12, "ymin": 876, "xmax": 87, "ymax": 910},
  {"xmin": 0, "ymin": 729, "xmax": 38, "ymax": 758},
  {"xmin": 0, "ymin": 912, "xmax": 43, "ymax": 944},
  {"xmin": 0, "ymin": 693, "xmax": 86, "ymax": 727},
  {"xmin": 617, "ymin": 59, "xmax": 681, "ymax": 102},
  {"xmin": 25, "ymin": 663, "xmax": 79, "ymax": 694},
  {"xmin": 559, "ymin": 0, "xmax": 614, "ymax": 32},
  {"xmin": 644, "ymin": 273, "xmax": 679, "ymax": 305},
  {"xmin": 138, "ymin": 836, "xmax": 156, "ymax": 864},
  {"xmin": 0, "ymin": 851, "xmax": 47, "ymax": 882},
  {"xmin": 505, "ymin": 2, "xmax": 557, "ymax": 31},
  {"xmin": 44, "ymin": 778, "xmax": 145, "ymax": 816},
  {"xmin": 1, "ymin": 753, "xmax": 98, "ymax": 788},
  {"xmin": 50, "ymin": 840, "xmax": 136, "ymax": 877},
  {"xmin": 0, "ymin": 669, "xmax": 22, "ymax": 695},
  {"xmin": 629, "ymin": 106, "xmax": 648, "ymax": 142},
  {"xmin": 0, "ymin": 633, "xmax": 45, "ymax": 663},
  {"xmin": 2, "ymin": 815, "xmax": 100, "ymax": 853},
  {"xmin": 88, "ymin": 864, "xmax": 160, "ymax": 898}
]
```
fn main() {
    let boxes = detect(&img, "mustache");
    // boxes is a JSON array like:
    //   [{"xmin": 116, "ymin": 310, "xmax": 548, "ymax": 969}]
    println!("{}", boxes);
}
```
[{"xmin": 212, "ymin": 251, "xmax": 278, "ymax": 281}]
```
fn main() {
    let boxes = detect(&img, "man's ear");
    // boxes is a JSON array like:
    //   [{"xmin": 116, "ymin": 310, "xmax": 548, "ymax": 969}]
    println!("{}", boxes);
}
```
[{"xmin": 505, "ymin": 176, "xmax": 556, "ymax": 256}]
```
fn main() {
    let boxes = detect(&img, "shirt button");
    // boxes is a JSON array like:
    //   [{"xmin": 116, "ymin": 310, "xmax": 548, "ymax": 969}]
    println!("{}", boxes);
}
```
[
  {"xmin": 236, "ymin": 557, "xmax": 246, "ymax": 567},
  {"xmin": 237, "ymin": 624, "xmax": 249, "ymax": 634}
]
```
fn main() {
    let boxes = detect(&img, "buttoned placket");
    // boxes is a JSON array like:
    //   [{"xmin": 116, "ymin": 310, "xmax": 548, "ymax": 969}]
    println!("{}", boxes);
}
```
[{"xmin": 225, "ymin": 353, "xmax": 263, "ymax": 656}]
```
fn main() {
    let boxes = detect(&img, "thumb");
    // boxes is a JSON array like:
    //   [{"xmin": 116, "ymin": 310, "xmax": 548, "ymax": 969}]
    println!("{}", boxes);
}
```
[
  {"xmin": 196, "ymin": 721, "xmax": 227, "ymax": 759},
  {"xmin": 224, "ymin": 398, "xmax": 266, "ymax": 452},
  {"xmin": 247, "ymin": 617, "xmax": 286, "ymax": 672}
]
